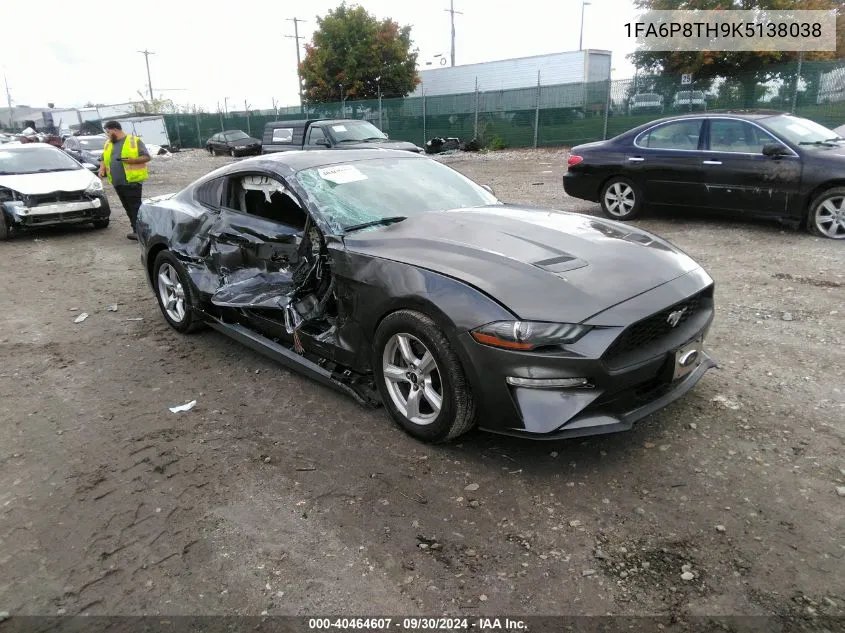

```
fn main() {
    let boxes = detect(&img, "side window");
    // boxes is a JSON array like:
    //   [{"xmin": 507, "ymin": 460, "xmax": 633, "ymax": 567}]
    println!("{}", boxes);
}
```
[
  {"xmin": 638, "ymin": 120, "xmax": 703, "ymax": 150},
  {"xmin": 225, "ymin": 174, "xmax": 307, "ymax": 232},
  {"xmin": 709, "ymin": 119, "xmax": 777, "ymax": 154},
  {"xmin": 307, "ymin": 126, "xmax": 326, "ymax": 146},
  {"xmin": 272, "ymin": 128, "xmax": 293, "ymax": 144},
  {"xmin": 195, "ymin": 177, "xmax": 224, "ymax": 210}
]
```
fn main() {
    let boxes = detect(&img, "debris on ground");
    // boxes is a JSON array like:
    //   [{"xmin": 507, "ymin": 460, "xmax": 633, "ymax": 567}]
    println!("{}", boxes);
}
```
[
  {"xmin": 836, "ymin": 486, "xmax": 845, "ymax": 497},
  {"xmin": 425, "ymin": 137, "xmax": 461, "ymax": 155},
  {"xmin": 107, "ymin": 304, "xmax": 118, "ymax": 312},
  {"xmin": 464, "ymin": 483, "xmax": 480, "ymax": 492},
  {"xmin": 712, "ymin": 394, "xmax": 741, "ymax": 410},
  {"xmin": 782, "ymin": 312, "xmax": 794, "ymax": 321},
  {"xmin": 169, "ymin": 400, "xmax": 197, "ymax": 413},
  {"xmin": 582, "ymin": 569, "xmax": 596, "ymax": 577},
  {"xmin": 74, "ymin": 313, "xmax": 89, "ymax": 323}
]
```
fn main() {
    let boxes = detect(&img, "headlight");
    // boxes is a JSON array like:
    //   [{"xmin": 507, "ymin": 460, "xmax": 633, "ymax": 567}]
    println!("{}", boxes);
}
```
[
  {"xmin": 470, "ymin": 321, "xmax": 592, "ymax": 351},
  {"xmin": 85, "ymin": 177, "xmax": 103, "ymax": 193}
]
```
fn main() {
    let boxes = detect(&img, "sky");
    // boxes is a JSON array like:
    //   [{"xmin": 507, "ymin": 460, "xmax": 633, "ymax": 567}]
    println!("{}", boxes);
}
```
[{"xmin": 0, "ymin": 0, "xmax": 640, "ymax": 112}]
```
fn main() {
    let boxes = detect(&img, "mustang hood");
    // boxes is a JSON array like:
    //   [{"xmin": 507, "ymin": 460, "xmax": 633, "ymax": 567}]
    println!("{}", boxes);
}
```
[
  {"xmin": 343, "ymin": 205, "xmax": 702, "ymax": 323},
  {"xmin": 0, "ymin": 168, "xmax": 95, "ymax": 195}
]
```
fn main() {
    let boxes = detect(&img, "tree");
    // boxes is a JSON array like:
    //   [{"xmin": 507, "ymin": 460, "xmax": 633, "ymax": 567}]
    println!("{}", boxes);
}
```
[
  {"xmin": 629, "ymin": 0, "xmax": 844, "ymax": 107},
  {"xmin": 300, "ymin": 3, "xmax": 420, "ymax": 103}
]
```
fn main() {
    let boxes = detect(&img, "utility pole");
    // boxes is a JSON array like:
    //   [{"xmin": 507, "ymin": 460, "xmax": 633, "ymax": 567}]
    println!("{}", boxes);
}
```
[
  {"xmin": 285, "ymin": 18, "xmax": 307, "ymax": 112},
  {"xmin": 444, "ymin": 0, "xmax": 463, "ymax": 67},
  {"xmin": 4, "ymin": 75, "xmax": 12, "ymax": 128},
  {"xmin": 579, "ymin": 1, "xmax": 591, "ymax": 51},
  {"xmin": 138, "ymin": 49, "xmax": 155, "ymax": 101}
]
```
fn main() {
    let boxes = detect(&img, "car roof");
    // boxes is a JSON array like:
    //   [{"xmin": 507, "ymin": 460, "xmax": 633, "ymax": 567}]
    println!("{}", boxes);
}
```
[
  {"xmin": 225, "ymin": 148, "xmax": 423, "ymax": 173},
  {"xmin": 1, "ymin": 142, "xmax": 61, "ymax": 150}
]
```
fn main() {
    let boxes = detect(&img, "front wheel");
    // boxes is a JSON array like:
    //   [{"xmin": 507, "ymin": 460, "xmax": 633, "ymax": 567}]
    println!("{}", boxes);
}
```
[
  {"xmin": 0, "ymin": 212, "xmax": 9, "ymax": 240},
  {"xmin": 373, "ymin": 310, "xmax": 476, "ymax": 443},
  {"xmin": 600, "ymin": 177, "xmax": 642, "ymax": 220},
  {"xmin": 807, "ymin": 187, "xmax": 845, "ymax": 239},
  {"xmin": 207, "ymin": 146, "xmax": 214, "ymax": 156},
  {"xmin": 152, "ymin": 250, "xmax": 204, "ymax": 333}
]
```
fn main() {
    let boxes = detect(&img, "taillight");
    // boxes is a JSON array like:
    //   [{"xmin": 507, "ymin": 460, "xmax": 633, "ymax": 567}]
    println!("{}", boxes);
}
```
[{"xmin": 567, "ymin": 155, "xmax": 584, "ymax": 167}]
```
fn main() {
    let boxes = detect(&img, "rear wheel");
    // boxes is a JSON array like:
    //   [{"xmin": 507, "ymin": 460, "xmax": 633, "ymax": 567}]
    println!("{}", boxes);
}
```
[
  {"xmin": 152, "ymin": 250, "xmax": 204, "ymax": 333},
  {"xmin": 229, "ymin": 148, "xmax": 236, "ymax": 158},
  {"xmin": 807, "ymin": 187, "xmax": 845, "ymax": 239},
  {"xmin": 207, "ymin": 145, "xmax": 214, "ymax": 156},
  {"xmin": 374, "ymin": 310, "xmax": 476, "ymax": 443},
  {"xmin": 600, "ymin": 177, "xmax": 642, "ymax": 220}
]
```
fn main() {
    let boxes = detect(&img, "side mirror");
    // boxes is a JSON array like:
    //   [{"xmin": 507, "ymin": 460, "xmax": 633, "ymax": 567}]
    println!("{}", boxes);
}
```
[
  {"xmin": 481, "ymin": 184, "xmax": 495, "ymax": 196},
  {"xmin": 762, "ymin": 143, "xmax": 789, "ymax": 158}
]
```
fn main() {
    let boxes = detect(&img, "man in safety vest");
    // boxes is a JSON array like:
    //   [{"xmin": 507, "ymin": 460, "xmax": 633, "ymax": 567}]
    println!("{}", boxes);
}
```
[{"xmin": 99, "ymin": 120, "xmax": 151, "ymax": 240}]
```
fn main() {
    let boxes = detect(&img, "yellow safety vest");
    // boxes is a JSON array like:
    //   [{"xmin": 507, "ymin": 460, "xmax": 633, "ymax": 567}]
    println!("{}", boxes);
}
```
[{"xmin": 102, "ymin": 134, "xmax": 148, "ymax": 184}]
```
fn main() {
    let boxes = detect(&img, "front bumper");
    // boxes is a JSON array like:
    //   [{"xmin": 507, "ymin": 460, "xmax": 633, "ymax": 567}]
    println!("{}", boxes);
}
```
[
  {"xmin": 457, "ymin": 271, "xmax": 717, "ymax": 440},
  {"xmin": 4, "ymin": 194, "xmax": 110, "ymax": 227}
]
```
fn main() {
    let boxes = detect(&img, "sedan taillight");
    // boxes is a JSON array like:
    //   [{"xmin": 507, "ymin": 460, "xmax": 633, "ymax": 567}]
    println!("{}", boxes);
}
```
[{"xmin": 567, "ymin": 155, "xmax": 584, "ymax": 167}]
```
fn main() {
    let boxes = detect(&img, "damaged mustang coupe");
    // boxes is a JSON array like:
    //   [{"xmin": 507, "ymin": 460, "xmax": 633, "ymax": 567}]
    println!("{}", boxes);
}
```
[{"xmin": 137, "ymin": 149, "xmax": 716, "ymax": 442}]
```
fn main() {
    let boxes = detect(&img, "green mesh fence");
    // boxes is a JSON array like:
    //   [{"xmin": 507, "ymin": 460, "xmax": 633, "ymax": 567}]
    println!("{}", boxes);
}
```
[{"xmin": 164, "ymin": 60, "xmax": 845, "ymax": 150}]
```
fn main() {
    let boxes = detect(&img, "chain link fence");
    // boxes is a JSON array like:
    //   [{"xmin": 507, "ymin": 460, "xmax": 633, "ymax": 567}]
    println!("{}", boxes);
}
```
[{"xmin": 164, "ymin": 60, "xmax": 845, "ymax": 150}]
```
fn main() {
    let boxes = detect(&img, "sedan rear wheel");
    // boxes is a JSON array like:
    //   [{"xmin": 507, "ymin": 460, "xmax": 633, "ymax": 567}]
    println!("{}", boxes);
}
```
[
  {"xmin": 152, "ymin": 251, "xmax": 204, "ymax": 333},
  {"xmin": 374, "ymin": 310, "xmax": 476, "ymax": 442},
  {"xmin": 808, "ymin": 187, "xmax": 845, "ymax": 239},
  {"xmin": 230, "ymin": 148, "xmax": 236, "ymax": 158},
  {"xmin": 600, "ymin": 177, "xmax": 642, "ymax": 220}
]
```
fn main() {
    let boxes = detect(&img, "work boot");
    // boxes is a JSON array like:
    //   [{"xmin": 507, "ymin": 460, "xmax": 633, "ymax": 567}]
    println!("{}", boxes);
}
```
[{"xmin": 126, "ymin": 232, "xmax": 138, "ymax": 240}]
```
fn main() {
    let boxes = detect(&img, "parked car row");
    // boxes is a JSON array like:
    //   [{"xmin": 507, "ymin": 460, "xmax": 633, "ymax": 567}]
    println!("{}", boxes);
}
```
[
  {"xmin": 628, "ymin": 90, "xmax": 708, "ymax": 114},
  {"xmin": 564, "ymin": 110, "xmax": 845, "ymax": 240}
]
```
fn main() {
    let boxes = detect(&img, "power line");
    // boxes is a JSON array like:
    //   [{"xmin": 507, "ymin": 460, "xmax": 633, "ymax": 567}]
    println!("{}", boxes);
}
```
[
  {"xmin": 285, "ymin": 18, "xmax": 307, "ymax": 110},
  {"xmin": 138, "ymin": 49, "xmax": 155, "ymax": 101},
  {"xmin": 444, "ymin": 0, "xmax": 463, "ymax": 67}
]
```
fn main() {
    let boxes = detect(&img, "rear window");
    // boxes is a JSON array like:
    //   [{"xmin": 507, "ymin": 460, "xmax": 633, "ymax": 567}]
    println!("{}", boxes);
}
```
[{"xmin": 272, "ymin": 128, "xmax": 293, "ymax": 143}]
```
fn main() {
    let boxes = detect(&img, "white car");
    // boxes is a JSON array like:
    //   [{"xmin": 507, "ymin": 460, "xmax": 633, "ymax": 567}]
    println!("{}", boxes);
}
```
[
  {"xmin": 672, "ymin": 90, "xmax": 707, "ymax": 110},
  {"xmin": 0, "ymin": 143, "xmax": 111, "ymax": 240},
  {"xmin": 629, "ymin": 93, "xmax": 664, "ymax": 114}
]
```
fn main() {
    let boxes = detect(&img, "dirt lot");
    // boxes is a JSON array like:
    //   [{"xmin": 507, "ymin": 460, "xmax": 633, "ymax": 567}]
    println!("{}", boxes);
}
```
[{"xmin": 1, "ymin": 149, "xmax": 843, "ymax": 622}]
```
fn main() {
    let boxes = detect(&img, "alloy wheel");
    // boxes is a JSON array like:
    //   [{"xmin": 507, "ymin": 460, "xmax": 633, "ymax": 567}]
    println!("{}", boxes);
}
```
[
  {"xmin": 815, "ymin": 196, "xmax": 845, "ymax": 239},
  {"xmin": 157, "ymin": 263, "xmax": 187, "ymax": 322},
  {"xmin": 382, "ymin": 333, "xmax": 443, "ymax": 426},
  {"xmin": 604, "ymin": 182, "xmax": 636, "ymax": 217}
]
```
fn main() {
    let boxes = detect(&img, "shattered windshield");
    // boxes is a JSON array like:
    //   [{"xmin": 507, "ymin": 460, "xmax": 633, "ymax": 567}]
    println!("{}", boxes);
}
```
[
  {"xmin": 0, "ymin": 146, "xmax": 83, "ymax": 175},
  {"xmin": 295, "ymin": 157, "xmax": 499, "ymax": 234},
  {"xmin": 79, "ymin": 137, "xmax": 106, "ymax": 150},
  {"xmin": 325, "ymin": 121, "xmax": 387, "ymax": 143},
  {"xmin": 225, "ymin": 131, "xmax": 250, "ymax": 141}
]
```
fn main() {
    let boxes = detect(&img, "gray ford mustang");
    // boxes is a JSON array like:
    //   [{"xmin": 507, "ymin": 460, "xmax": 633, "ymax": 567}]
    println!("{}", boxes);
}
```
[{"xmin": 137, "ymin": 149, "xmax": 716, "ymax": 443}]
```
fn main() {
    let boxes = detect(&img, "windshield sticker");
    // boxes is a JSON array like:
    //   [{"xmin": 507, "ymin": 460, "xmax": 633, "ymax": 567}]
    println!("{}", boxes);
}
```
[
  {"xmin": 331, "ymin": 125, "xmax": 348, "ymax": 132},
  {"xmin": 317, "ymin": 165, "xmax": 368, "ymax": 184},
  {"xmin": 785, "ymin": 124, "xmax": 811, "ymax": 136}
]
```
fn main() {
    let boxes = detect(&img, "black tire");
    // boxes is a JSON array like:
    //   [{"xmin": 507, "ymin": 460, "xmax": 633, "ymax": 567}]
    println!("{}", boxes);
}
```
[
  {"xmin": 229, "ymin": 148, "xmax": 236, "ymax": 158},
  {"xmin": 373, "ymin": 310, "xmax": 476, "ymax": 443},
  {"xmin": 0, "ymin": 212, "xmax": 9, "ymax": 241},
  {"xmin": 806, "ymin": 186, "xmax": 845, "ymax": 239},
  {"xmin": 92, "ymin": 219, "xmax": 110, "ymax": 229},
  {"xmin": 207, "ymin": 146, "xmax": 214, "ymax": 156},
  {"xmin": 151, "ymin": 250, "xmax": 205, "ymax": 333},
  {"xmin": 600, "ymin": 176, "xmax": 642, "ymax": 221}
]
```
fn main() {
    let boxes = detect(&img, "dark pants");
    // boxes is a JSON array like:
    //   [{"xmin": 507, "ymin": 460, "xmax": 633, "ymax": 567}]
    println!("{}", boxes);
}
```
[{"xmin": 114, "ymin": 183, "xmax": 143, "ymax": 232}]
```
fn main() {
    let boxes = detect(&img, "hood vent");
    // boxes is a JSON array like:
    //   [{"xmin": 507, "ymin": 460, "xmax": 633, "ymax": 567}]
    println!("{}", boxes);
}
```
[{"xmin": 532, "ymin": 254, "xmax": 588, "ymax": 274}]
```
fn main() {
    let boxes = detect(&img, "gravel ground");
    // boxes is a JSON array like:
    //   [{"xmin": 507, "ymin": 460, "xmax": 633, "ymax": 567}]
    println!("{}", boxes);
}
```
[{"xmin": 0, "ymin": 148, "xmax": 843, "ymax": 622}]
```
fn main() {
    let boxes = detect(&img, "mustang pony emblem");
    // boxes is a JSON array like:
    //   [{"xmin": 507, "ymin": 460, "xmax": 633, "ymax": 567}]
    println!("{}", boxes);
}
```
[{"xmin": 667, "ymin": 308, "xmax": 687, "ymax": 328}]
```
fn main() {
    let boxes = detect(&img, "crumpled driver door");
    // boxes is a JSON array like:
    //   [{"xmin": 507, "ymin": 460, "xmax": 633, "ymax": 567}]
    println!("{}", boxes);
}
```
[{"xmin": 208, "ymin": 175, "xmax": 306, "ymax": 310}]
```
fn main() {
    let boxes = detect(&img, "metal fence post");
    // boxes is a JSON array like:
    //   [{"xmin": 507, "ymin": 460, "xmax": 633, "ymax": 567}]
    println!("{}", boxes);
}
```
[
  {"xmin": 175, "ymin": 111, "xmax": 183, "ymax": 149},
  {"xmin": 245, "ymin": 99, "xmax": 251, "ymax": 136},
  {"xmin": 422, "ymin": 88, "xmax": 427, "ymax": 145},
  {"xmin": 791, "ymin": 52, "xmax": 804, "ymax": 115},
  {"xmin": 195, "ymin": 112, "xmax": 201, "ymax": 149},
  {"xmin": 474, "ymin": 77, "xmax": 479, "ymax": 139},
  {"xmin": 533, "ymin": 71, "xmax": 540, "ymax": 149},
  {"xmin": 603, "ymin": 77, "xmax": 611, "ymax": 140}
]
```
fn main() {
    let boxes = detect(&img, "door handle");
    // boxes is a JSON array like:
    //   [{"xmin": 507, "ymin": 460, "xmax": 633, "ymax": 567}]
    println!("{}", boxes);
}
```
[
  {"xmin": 627, "ymin": 157, "xmax": 645, "ymax": 162},
  {"xmin": 702, "ymin": 160, "xmax": 722, "ymax": 165}
]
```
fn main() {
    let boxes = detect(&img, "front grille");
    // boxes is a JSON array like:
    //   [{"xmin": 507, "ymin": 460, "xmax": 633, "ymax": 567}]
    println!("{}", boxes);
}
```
[
  {"xmin": 27, "ymin": 190, "xmax": 89, "ymax": 206},
  {"xmin": 603, "ymin": 291, "xmax": 706, "ymax": 364},
  {"xmin": 22, "ymin": 209, "xmax": 97, "ymax": 225}
]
